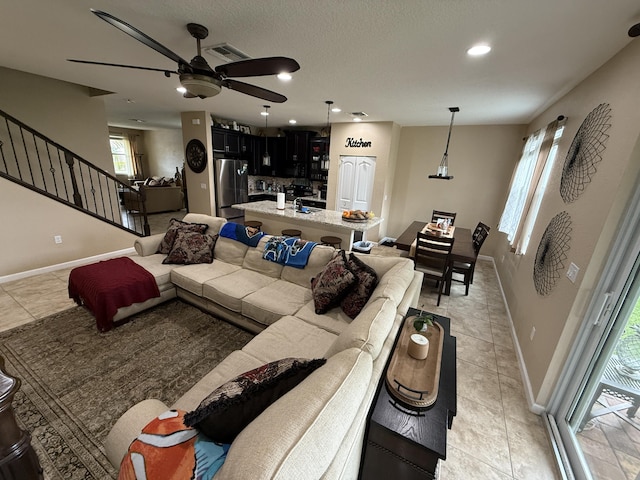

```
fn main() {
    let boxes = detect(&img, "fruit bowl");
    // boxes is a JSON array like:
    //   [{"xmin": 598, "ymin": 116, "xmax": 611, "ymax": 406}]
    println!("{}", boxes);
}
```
[{"xmin": 342, "ymin": 210, "xmax": 374, "ymax": 222}]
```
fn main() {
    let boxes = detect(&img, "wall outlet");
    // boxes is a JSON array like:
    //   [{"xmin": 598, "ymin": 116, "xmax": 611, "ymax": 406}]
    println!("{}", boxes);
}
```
[
  {"xmin": 200, "ymin": 183, "xmax": 207, "ymax": 190},
  {"xmin": 566, "ymin": 262, "xmax": 580, "ymax": 283},
  {"xmin": 54, "ymin": 235, "xmax": 62, "ymax": 244},
  {"xmin": 530, "ymin": 326, "xmax": 536, "ymax": 341}
]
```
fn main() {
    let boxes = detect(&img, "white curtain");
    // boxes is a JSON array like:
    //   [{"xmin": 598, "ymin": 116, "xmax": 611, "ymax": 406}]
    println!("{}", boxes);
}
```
[{"xmin": 497, "ymin": 129, "xmax": 545, "ymax": 244}]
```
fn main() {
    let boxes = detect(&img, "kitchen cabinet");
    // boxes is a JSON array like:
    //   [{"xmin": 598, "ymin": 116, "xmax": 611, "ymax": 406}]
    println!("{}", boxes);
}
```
[
  {"xmin": 212, "ymin": 127, "xmax": 241, "ymax": 156},
  {"xmin": 284, "ymin": 130, "xmax": 316, "ymax": 178},
  {"xmin": 310, "ymin": 137, "xmax": 330, "ymax": 181},
  {"xmin": 255, "ymin": 136, "xmax": 286, "ymax": 177}
]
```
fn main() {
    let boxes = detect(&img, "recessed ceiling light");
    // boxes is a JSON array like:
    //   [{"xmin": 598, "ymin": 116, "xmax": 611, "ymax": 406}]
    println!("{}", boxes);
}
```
[
  {"xmin": 467, "ymin": 44, "xmax": 491, "ymax": 56},
  {"xmin": 331, "ymin": 107, "xmax": 341, "ymax": 113},
  {"xmin": 260, "ymin": 111, "xmax": 269, "ymax": 116},
  {"xmin": 176, "ymin": 86, "xmax": 187, "ymax": 94},
  {"xmin": 277, "ymin": 72, "xmax": 292, "ymax": 81},
  {"xmin": 353, "ymin": 117, "xmax": 362, "ymax": 122},
  {"xmin": 288, "ymin": 119, "xmax": 297, "ymax": 124}
]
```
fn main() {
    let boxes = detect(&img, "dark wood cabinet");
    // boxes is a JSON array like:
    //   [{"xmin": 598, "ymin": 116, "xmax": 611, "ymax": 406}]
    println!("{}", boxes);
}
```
[
  {"xmin": 212, "ymin": 128, "xmax": 241, "ymax": 156},
  {"xmin": 360, "ymin": 309, "xmax": 456, "ymax": 479},
  {"xmin": 310, "ymin": 137, "xmax": 330, "ymax": 181},
  {"xmin": 284, "ymin": 130, "xmax": 316, "ymax": 178}
]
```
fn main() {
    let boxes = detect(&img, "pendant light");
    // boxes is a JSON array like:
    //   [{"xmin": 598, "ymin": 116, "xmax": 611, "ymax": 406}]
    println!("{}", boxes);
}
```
[
  {"xmin": 262, "ymin": 105, "xmax": 271, "ymax": 167},
  {"xmin": 429, "ymin": 107, "xmax": 459, "ymax": 180},
  {"xmin": 322, "ymin": 100, "xmax": 333, "ymax": 170}
]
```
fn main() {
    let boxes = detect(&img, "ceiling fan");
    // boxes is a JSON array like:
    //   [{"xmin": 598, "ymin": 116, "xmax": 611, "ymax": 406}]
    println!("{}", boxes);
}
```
[{"xmin": 68, "ymin": 9, "xmax": 300, "ymax": 102}]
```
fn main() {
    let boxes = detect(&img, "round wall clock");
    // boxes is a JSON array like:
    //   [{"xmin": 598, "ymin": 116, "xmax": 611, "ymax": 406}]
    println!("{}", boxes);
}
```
[{"xmin": 185, "ymin": 139, "xmax": 207, "ymax": 173}]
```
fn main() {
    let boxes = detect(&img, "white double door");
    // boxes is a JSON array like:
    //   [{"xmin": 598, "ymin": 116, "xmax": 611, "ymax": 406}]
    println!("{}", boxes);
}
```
[{"xmin": 336, "ymin": 155, "xmax": 376, "ymax": 212}]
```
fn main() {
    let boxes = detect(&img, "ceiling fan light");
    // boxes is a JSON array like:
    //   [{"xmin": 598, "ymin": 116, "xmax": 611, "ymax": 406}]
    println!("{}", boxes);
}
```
[
  {"xmin": 467, "ymin": 44, "xmax": 491, "ymax": 56},
  {"xmin": 176, "ymin": 86, "xmax": 187, "ymax": 94},
  {"xmin": 277, "ymin": 72, "xmax": 292, "ymax": 81},
  {"xmin": 179, "ymin": 73, "xmax": 222, "ymax": 98}
]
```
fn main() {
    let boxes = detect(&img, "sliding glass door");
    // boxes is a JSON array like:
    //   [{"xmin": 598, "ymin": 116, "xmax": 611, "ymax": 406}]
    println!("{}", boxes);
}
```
[{"xmin": 548, "ymin": 188, "xmax": 640, "ymax": 479}]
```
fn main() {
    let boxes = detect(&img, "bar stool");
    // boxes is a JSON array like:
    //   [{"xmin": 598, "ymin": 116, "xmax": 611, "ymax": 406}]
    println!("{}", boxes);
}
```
[
  {"xmin": 320, "ymin": 236, "xmax": 342, "ymax": 249},
  {"xmin": 244, "ymin": 220, "xmax": 262, "ymax": 231},
  {"xmin": 281, "ymin": 229, "xmax": 302, "ymax": 238}
]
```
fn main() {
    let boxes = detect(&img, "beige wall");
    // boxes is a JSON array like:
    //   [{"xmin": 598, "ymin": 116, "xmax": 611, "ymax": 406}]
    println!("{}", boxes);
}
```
[
  {"xmin": 326, "ymin": 122, "xmax": 401, "ymax": 240},
  {"xmin": 144, "ymin": 128, "xmax": 185, "ymax": 178},
  {"xmin": 494, "ymin": 39, "xmax": 640, "ymax": 405},
  {"xmin": 390, "ymin": 124, "xmax": 525, "ymax": 256},
  {"xmin": 0, "ymin": 67, "xmax": 136, "ymax": 276},
  {"xmin": 181, "ymin": 111, "xmax": 215, "ymax": 216}
]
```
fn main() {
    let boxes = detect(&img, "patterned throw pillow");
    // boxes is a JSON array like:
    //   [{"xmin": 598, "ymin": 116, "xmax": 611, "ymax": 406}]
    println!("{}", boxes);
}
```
[
  {"xmin": 184, "ymin": 357, "xmax": 326, "ymax": 444},
  {"xmin": 310, "ymin": 250, "xmax": 357, "ymax": 314},
  {"xmin": 157, "ymin": 218, "xmax": 208, "ymax": 254},
  {"xmin": 341, "ymin": 253, "xmax": 379, "ymax": 319},
  {"xmin": 163, "ymin": 232, "xmax": 218, "ymax": 265},
  {"xmin": 119, "ymin": 409, "xmax": 229, "ymax": 480}
]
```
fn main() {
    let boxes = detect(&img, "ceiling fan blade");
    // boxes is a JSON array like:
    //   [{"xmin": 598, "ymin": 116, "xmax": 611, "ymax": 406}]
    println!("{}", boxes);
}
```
[
  {"xmin": 91, "ymin": 9, "xmax": 192, "ymax": 69},
  {"xmin": 222, "ymin": 79, "xmax": 287, "ymax": 103},
  {"xmin": 215, "ymin": 57, "xmax": 300, "ymax": 78},
  {"xmin": 68, "ymin": 59, "xmax": 178, "ymax": 76}
]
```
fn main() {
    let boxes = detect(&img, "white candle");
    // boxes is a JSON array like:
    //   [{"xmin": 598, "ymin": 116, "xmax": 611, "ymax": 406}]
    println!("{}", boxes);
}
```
[{"xmin": 408, "ymin": 333, "xmax": 430, "ymax": 360}]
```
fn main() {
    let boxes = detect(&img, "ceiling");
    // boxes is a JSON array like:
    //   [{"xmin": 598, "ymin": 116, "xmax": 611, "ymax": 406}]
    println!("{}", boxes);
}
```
[{"xmin": 2, "ymin": 0, "xmax": 640, "ymax": 130}]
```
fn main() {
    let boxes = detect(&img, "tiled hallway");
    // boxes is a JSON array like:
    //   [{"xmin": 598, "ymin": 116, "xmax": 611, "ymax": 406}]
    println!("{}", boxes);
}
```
[{"xmin": 0, "ymin": 255, "xmax": 560, "ymax": 479}]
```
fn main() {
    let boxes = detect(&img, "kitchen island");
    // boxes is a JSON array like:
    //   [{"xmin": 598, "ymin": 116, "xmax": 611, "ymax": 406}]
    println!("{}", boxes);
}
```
[{"xmin": 232, "ymin": 200, "xmax": 382, "ymax": 250}]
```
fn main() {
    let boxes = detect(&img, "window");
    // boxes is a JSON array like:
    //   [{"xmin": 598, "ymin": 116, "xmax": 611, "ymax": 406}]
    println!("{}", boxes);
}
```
[
  {"xmin": 498, "ymin": 117, "xmax": 566, "ymax": 254},
  {"xmin": 109, "ymin": 135, "xmax": 134, "ymax": 177}
]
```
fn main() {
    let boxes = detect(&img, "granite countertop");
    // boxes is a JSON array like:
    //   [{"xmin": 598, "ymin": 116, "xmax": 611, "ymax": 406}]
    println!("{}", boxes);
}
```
[
  {"xmin": 233, "ymin": 200, "xmax": 381, "ymax": 231},
  {"xmin": 248, "ymin": 192, "xmax": 327, "ymax": 204}
]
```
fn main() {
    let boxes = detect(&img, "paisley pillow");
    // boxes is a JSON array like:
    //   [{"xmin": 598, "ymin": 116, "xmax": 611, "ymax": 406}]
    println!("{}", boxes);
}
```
[
  {"xmin": 311, "ymin": 250, "xmax": 357, "ymax": 314},
  {"xmin": 157, "ymin": 218, "xmax": 208, "ymax": 254}
]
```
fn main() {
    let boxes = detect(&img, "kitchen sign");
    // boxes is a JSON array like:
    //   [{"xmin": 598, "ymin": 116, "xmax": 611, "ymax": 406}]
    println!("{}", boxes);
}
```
[{"xmin": 345, "ymin": 137, "xmax": 372, "ymax": 148}]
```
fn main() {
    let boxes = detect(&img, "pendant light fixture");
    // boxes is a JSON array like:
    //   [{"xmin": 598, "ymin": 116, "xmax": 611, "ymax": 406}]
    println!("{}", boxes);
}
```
[
  {"xmin": 429, "ymin": 107, "xmax": 459, "ymax": 180},
  {"xmin": 262, "ymin": 105, "xmax": 271, "ymax": 167}
]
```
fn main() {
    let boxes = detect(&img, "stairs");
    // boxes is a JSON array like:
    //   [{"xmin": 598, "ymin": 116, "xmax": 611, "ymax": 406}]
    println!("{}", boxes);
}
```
[{"xmin": 0, "ymin": 108, "xmax": 149, "ymax": 236}]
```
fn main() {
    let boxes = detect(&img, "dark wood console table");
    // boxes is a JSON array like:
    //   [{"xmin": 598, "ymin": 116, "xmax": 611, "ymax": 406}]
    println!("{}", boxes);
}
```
[
  {"xmin": 359, "ymin": 309, "xmax": 457, "ymax": 479},
  {"xmin": 0, "ymin": 356, "xmax": 43, "ymax": 480}
]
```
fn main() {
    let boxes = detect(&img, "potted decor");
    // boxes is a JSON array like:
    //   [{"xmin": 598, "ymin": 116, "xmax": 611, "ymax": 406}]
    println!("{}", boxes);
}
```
[{"xmin": 413, "ymin": 305, "xmax": 434, "ymax": 333}]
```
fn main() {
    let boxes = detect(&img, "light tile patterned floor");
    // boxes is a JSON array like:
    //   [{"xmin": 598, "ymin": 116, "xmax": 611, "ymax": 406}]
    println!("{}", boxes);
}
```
[{"xmin": 0, "ymin": 255, "xmax": 560, "ymax": 478}]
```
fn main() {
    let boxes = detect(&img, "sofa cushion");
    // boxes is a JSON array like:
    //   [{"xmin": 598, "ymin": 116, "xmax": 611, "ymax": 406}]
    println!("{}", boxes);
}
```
[
  {"xmin": 311, "ymin": 250, "xmax": 357, "ymax": 314},
  {"xmin": 241, "ymin": 316, "xmax": 337, "ymax": 364},
  {"xmin": 134, "ymin": 233, "xmax": 165, "ymax": 257},
  {"xmin": 280, "ymin": 244, "xmax": 336, "ymax": 288},
  {"xmin": 119, "ymin": 409, "xmax": 229, "ymax": 479},
  {"xmin": 368, "ymin": 260, "xmax": 416, "ymax": 306},
  {"xmin": 341, "ymin": 252, "xmax": 379, "ymax": 319},
  {"xmin": 294, "ymin": 301, "xmax": 354, "ymax": 335},
  {"xmin": 157, "ymin": 218, "xmax": 209, "ymax": 254},
  {"xmin": 241, "ymin": 280, "xmax": 312, "ymax": 327},
  {"xmin": 171, "ymin": 262, "xmax": 241, "ymax": 297},
  {"xmin": 128, "ymin": 254, "xmax": 175, "ymax": 287},
  {"xmin": 184, "ymin": 358, "xmax": 326, "ymax": 444},
  {"xmin": 324, "ymin": 297, "xmax": 397, "ymax": 360},
  {"xmin": 214, "ymin": 237, "xmax": 249, "ymax": 266},
  {"xmin": 203, "ymin": 269, "xmax": 273, "ymax": 312},
  {"xmin": 163, "ymin": 232, "xmax": 218, "ymax": 265},
  {"xmin": 242, "ymin": 236, "xmax": 284, "ymax": 278},
  {"xmin": 216, "ymin": 348, "xmax": 372, "ymax": 480}
]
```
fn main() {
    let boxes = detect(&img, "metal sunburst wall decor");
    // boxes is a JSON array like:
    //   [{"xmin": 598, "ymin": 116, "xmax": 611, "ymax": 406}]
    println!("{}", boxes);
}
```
[
  {"xmin": 560, "ymin": 103, "xmax": 611, "ymax": 203},
  {"xmin": 533, "ymin": 211, "xmax": 572, "ymax": 296}
]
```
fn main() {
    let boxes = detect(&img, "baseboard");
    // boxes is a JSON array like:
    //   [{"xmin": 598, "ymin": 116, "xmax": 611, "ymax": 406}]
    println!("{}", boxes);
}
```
[
  {"xmin": 0, "ymin": 247, "xmax": 136, "ymax": 284},
  {"xmin": 488, "ymin": 257, "xmax": 546, "ymax": 415}
]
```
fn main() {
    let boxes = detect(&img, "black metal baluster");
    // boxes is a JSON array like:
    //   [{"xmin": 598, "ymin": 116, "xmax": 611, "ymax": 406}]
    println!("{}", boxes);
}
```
[
  {"xmin": 5, "ymin": 118, "xmax": 22, "ymax": 181},
  {"xmin": 18, "ymin": 126, "xmax": 36, "ymax": 185},
  {"xmin": 44, "ymin": 142, "xmax": 60, "ymax": 198}
]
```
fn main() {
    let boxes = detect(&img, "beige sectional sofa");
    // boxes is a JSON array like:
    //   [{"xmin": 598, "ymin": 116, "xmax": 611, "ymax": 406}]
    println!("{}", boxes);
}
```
[{"xmin": 104, "ymin": 213, "xmax": 423, "ymax": 479}]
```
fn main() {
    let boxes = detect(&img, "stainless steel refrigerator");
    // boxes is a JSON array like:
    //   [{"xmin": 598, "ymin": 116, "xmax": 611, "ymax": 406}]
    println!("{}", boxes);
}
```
[{"xmin": 215, "ymin": 158, "xmax": 248, "ymax": 222}]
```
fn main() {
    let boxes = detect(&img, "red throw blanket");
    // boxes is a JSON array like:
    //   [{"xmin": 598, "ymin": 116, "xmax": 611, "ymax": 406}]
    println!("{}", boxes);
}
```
[{"xmin": 68, "ymin": 257, "xmax": 160, "ymax": 332}]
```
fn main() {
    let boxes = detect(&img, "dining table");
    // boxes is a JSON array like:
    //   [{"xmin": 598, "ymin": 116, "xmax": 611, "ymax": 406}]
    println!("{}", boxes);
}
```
[{"xmin": 394, "ymin": 220, "xmax": 476, "ymax": 295}]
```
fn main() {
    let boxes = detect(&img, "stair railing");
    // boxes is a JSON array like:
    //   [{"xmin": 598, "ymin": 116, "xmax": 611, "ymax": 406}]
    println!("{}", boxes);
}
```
[{"xmin": 0, "ymin": 109, "xmax": 150, "ymax": 236}]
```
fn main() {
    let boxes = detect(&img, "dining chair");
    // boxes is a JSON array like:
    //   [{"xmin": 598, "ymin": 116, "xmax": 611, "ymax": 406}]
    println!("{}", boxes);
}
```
[
  {"xmin": 431, "ymin": 210, "xmax": 457, "ymax": 226},
  {"xmin": 451, "ymin": 222, "xmax": 490, "ymax": 295},
  {"xmin": 413, "ymin": 231, "xmax": 455, "ymax": 306}
]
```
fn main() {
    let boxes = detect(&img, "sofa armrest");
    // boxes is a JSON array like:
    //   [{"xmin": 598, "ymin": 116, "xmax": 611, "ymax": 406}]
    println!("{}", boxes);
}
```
[
  {"xmin": 134, "ymin": 233, "xmax": 165, "ymax": 256},
  {"xmin": 104, "ymin": 398, "xmax": 169, "ymax": 467}
]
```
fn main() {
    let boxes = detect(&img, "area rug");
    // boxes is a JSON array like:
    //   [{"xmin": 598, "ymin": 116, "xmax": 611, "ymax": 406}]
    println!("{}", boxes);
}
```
[{"xmin": 0, "ymin": 299, "xmax": 254, "ymax": 479}]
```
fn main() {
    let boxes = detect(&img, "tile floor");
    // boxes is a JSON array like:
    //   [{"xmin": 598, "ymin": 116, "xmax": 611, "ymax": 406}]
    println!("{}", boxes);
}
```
[{"xmin": 0, "ymin": 252, "xmax": 560, "ymax": 478}]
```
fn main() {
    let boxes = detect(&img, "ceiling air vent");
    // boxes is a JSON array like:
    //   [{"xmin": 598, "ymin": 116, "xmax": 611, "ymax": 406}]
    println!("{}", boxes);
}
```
[
  {"xmin": 204, "ymin": 43, "xmax": 251, "ymax": 63},
  {"xmin": 350, "ymin": 112, "xmax": 368, "ymax": 118}
]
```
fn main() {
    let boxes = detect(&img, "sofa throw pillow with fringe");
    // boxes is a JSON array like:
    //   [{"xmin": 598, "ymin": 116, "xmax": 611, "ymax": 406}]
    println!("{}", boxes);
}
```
[
  {"xmin": 184, "ymin": 357, "xmax": 326, "ymax": 444},
  {"xmin": 157, "ymin": 218, "xmax": 208, "ymax": 254},
  {"xmin": 341, "ymin": 253, "xmax": 379, "ymax": 319},
  {"xmin": 310, "ymin": 250, "xmax": 357, "ymax": 314}
]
